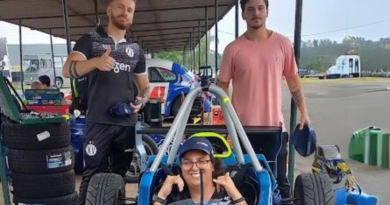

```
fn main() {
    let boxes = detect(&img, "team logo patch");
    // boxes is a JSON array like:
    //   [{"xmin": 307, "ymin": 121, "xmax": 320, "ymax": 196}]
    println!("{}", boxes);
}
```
[
  {"xmin": 126, "ymin": 46, "xmax": 134, "ymax": 57},
  {"xmin": 86, "ymin": 142, "xmax": 97, "ymax": 156}
]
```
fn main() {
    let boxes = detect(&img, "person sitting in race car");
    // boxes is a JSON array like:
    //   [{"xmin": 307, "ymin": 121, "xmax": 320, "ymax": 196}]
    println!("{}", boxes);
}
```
[
  {"xmin": 30, "ymin": 81, "xmax": 44, "ymax": 89},
  {"xmin": 153, "ymin": 137, "xmax": 247, "ymax": 205},
  {"xmin": 38, "ymin": 75, "xmax": 54, "ymax": 89}
]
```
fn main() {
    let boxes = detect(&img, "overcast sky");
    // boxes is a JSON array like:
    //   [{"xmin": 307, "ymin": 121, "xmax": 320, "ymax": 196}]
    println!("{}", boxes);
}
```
[{"xmin": 1, "ymin": 0, "xmax": 389, "ymax": 53}]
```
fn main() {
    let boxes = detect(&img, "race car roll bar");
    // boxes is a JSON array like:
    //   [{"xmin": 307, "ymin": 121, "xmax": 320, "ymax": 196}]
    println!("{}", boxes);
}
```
[{"xmin": 149, "ymin": 84, "xmax": 263, "ymax": 172}]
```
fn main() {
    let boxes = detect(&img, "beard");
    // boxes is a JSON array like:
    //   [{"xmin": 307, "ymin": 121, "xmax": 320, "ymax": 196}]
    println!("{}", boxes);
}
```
[
  {"xmin": 250, "ymin": 25, "xmax": 262, "ymax": 29},
  {"xmin": 111, "ymin": 14, "xmax": 131, "ymax": 30},
  {"xmin": 249, "ymin": 21, "xmax": 263, "ymax": 30},
  {"xmin": 249, "ymin": 17, "xmax": 264, "ymax": 30}
]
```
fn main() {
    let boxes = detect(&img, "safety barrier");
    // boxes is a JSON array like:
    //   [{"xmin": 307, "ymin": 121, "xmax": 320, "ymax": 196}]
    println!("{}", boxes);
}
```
[{"xmin": 349, "ymin": 126, "xmax": 390, "ymax": 169}]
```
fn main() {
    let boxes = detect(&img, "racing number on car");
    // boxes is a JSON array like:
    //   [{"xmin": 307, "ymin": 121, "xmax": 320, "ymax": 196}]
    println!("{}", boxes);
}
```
[{"xmin": 150, "ymin": 86, "xmax": 166, "ymax": 102}]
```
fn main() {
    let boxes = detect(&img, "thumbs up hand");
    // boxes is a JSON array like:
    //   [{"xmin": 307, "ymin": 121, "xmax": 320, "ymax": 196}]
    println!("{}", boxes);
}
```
[{"xmin": 96, "ymin": 45, "xmax": 116, "ymax": 71}]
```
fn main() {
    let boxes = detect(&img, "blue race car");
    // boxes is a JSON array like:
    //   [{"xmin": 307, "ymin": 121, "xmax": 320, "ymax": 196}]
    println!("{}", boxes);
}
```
[{"xmin": 145, "ymin": 58, "xmax": 210, "ymax": 118}]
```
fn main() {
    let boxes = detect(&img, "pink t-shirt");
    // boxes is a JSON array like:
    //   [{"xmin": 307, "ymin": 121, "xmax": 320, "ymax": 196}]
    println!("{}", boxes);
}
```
[{"xmin": 219, "ymin": 32, "xmax": 298, "ymax": 129}]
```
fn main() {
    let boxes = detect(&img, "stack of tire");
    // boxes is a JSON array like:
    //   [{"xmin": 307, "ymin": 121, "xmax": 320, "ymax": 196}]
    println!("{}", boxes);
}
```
[{"xmin": 1, "ymin": 121, "xmax": 77, "ymax": 205}]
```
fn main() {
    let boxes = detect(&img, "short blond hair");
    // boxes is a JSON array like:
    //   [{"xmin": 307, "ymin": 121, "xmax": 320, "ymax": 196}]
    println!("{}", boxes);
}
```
[{"xmin": 31, "ymin": 81, "xmax": 44, "ymax": 89}]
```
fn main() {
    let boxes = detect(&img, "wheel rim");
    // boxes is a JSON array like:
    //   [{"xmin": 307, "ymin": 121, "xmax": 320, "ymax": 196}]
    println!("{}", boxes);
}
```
[
  {"xmin": 129, "ymin": 152, "xmax": 140, "ymax": 177},
  {"xmin": 128, "ymin": 142, "xmax": 154, "ymax": 178},
  {"xmin": 56, "ymin": 79, "xmax": 62, "ymax": 88}
]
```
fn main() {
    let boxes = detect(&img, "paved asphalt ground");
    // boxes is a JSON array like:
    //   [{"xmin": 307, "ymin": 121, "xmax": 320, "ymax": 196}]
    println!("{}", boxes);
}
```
[
  {"xmin": 282, "ymin": 78, "xmax": 390, "ymax": 204},
  {"xmin": 1, "ymin": 78, "xmax": 389, "ymax": 204}
]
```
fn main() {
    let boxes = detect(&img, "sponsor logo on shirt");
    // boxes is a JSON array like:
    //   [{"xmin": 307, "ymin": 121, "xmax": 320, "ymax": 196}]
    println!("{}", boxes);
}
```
[
  {"xmin": 126, "ymin": 46, "xmax": 134, "ymax": 57},
  {"xmin": 113, "ymin": 62, "xmax": 132, "ymax": 73}
]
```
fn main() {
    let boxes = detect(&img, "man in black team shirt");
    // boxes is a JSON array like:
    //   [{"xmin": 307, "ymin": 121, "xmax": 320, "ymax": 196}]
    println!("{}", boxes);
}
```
[{"xmin": 62, "ymin": 0, "xmax": 150, "ymax": 204}]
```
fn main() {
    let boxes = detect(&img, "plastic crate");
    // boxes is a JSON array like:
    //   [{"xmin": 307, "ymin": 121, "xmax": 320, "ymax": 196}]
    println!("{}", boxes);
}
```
[
  {"xmin": 27, "ymin": 104, "xmax": 70, "ymax": 115},
  {"xmin": 24, "ymin": 89, "xmax": 62, "ymax": 100},
  {"xmin": 349, "ymin": 126, "xmax": 382, "ymax": 165},
  {"xmin": 382, "ymin": 133, "xmax": 390, "ymax": 169}
]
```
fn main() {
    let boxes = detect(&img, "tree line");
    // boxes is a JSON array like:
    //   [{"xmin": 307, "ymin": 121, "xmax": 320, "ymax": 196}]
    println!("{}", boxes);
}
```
[
  {"xmin": 154, "ymin": 36, "xmax": 390, "ymax": 72},
  {"xmin": 300, "ymin": 36, "xmax": 390, "ymax": 71}
]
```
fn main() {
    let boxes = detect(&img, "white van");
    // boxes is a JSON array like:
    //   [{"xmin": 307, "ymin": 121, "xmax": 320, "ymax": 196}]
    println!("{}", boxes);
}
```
[
  {"xmin": 0, "ymin": 38, "xmax": 12, "ymax": 82},
  {"xmin": 326, "ymin": 55, "xmax": 361, "ymax": 78},
  {"xmin": 23, "ymin": 54, "xmax": 69, "ymax": 88}
]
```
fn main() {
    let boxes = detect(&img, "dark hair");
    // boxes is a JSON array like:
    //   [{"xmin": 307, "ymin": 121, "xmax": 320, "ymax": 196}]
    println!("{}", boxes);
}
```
[
  {"xmin": 240, "ymin": 0, "xmax": 269, "ymax": 12},
  {"xmin": 38, "ymin": 75, "xmax": 51, "ymax": 87}
]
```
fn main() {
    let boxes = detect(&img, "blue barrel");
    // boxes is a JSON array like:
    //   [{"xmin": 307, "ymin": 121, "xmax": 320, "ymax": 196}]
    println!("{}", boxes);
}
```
[{"xmin": 347, "ymin": 190, "xmax": 378, "ymax": 205}]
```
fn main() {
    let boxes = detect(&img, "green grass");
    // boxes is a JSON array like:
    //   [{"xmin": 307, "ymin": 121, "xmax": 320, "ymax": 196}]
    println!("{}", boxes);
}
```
[
  {"xmin": 11, "ymin": 82, "xmax": 23, "ymax": 90},
  {"xmin": 300, "ymin": 77, "xmax": 390, "ymax": 84}
]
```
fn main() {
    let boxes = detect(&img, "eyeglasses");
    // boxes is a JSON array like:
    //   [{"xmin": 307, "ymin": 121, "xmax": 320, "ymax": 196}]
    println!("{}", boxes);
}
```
[{"xmin": 180, "ymin": 159, "xmax": 211, "ymax": 170}]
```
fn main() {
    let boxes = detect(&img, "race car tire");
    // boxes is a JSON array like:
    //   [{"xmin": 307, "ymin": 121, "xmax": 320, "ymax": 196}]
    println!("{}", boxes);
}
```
[
  {"xmin": 13, "ymin": 192, "xmax": 78, "ymax": 205},
  {"xmin": 86, "ymin": 173, "xmax": 125, "ymax": 205},
  {"xmin": 7, "ymin": 146, "xmax": 74, "ymax": 174},
  {"xmin": 55, "ymin": 77, "xmax": 64, "ymax": 88},
  {"xmin": 2, "ymin": 121, "xmax": 70, "ymax": 150},
  {"xmin": 11, "ymin": 170, "xmax": 75, "ymax": 198},
  {"xmin": 294, "ymin": 173, "xmax": 335, "ymax": 205},
  {"xmin": 142, "ymin": 134, "xmax": 159, "ymax": 155}
]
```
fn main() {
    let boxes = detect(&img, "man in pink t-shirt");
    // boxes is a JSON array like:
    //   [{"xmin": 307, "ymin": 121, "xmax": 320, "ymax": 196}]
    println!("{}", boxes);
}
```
[{"xmin": 218, "ymin": 0, "xmax": 311, "ymax": 200}]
